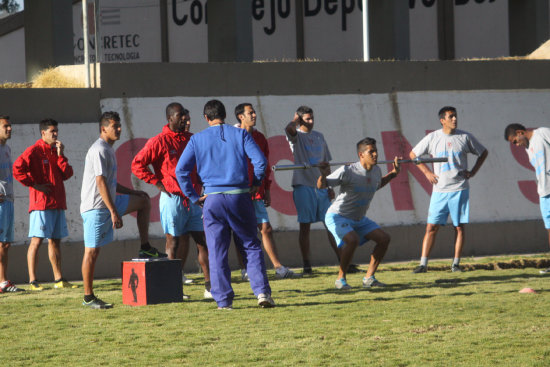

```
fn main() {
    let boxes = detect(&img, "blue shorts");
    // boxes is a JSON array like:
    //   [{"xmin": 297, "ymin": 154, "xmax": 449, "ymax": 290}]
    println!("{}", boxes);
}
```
[
  {"xmin": 253, "ymin": 199, "xmax": 269, "ymax": 224},
  {"xmin": 160, "ymin": 192, "xmax": 203, "ymax": 236},
  {"xmin": 325, "ymin": 212, "xmax": 380, "ymax": 248},
  {"xmin": 293, "ymin": 185, "xmax": 331, "ymax": 223},
  {"xmin": 428, "ymin": 189, "xmax": 469, "ymax": 227},
  {"xmin": 0, "ymin": 201, "xmax": 14, "ymax": 243},
  {"xmin": 81, "ymin": 195, "xmax": 130, "ymax": 248},
  {"xmin": 28, "ymin": 209, "xmax": 68, "ymax": 239},
  {"xmin": 540, "ymin": 194, "xmax": 550, "ymax": 229}
]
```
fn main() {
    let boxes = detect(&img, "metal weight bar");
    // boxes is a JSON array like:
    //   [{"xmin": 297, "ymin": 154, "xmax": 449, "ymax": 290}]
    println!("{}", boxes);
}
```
[{"xmin": 272, "ymin": 157, "xmax": 448, "ymax": 172}]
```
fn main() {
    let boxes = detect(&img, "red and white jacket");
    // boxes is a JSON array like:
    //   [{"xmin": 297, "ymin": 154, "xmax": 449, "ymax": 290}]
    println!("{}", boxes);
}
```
[
  {"xmin": 237, "ymin": 126, "xmax": 272, "ymax": 200},
  {"xmin": 13, "ymin": 139, "xmax": 73, "ymax": 212},
  {"xmin": 132, "ymin": 125, "xmax": 200, "ymax": 199}
]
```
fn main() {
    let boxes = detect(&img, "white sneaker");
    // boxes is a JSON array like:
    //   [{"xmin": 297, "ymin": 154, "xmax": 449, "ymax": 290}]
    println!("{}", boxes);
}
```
[
  {"xmin": 540, "ymin": 267, "xmax": 550, "ymax": 274},
  {"xmin": 257, "ymin": 293, "xmax": 275, "ymax": 308},
  {"xmin": 241, "ymin": 269, "xmax": 249, "ymax": 281},
  {"xmin": 275, "ymin": 266, "xmax": 302, "ymax": 279},
  {"xmin": 362, "ymin": 276, "xmax": 386, "ymax": 288},
  {"xmin": 204, "ymin": 289, "xmax": 213, "ymax": 299},
  {"xmin": 335, "ymin": 278, "xmax": 352, "ymax": 290},
  {"xmin": 182, "ymin": 274, "xmax": 194, "ymax": 285}
]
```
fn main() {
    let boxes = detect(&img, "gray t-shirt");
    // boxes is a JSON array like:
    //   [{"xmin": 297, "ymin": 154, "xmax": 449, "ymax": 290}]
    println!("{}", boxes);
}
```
[
  {"xmin": 286, "ymin": 129, "xmax": 332, "ymax": 187},
  {"xmin": 527, "ymin": 127, "xmax": 550, "ymax": 197},
  {"xmin": 0, "ymin": 144, "xmax": 13, "ymax": 202},
  {"xmin": 80, "ymin": 138, "xmax": 117, "ymax": 213},
  {"xmin": 412, "ymin": 129, "xmax": 486, "ymax": 193},
  {"xmin": 326, "ymin": 162, "xmax": 382, "ymax": 221}
]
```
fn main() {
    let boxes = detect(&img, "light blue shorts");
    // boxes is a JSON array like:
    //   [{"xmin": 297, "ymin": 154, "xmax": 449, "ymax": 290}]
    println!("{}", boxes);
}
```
[
  {"xmin": 293, "ymin": 185, "xmax": 331, "ymax": 223},
  {"xmin": 160, "ymin": 192, "xmax": 203, "ymax": 236},
  {"xmin": 540, "ymin": 194, "xmax": 550, "ymax": 229},
  {"xmin": 253, "ymin": 199, "xmax": 269, "ymax": 224},
  {"xmin": 428, "ymin": 189, "xmax": 469, "ymax": 227},
  {"xmin": 28, "ymin": 209, "xmax": 68, "ymax": 239},
  {"xmin": 81, "ymin": 195, "xmax": 130, "ymax": 248},
  {"xmin": 325, "ymin": 212, "xmax": 380, "ymax": 248},
  {"xmin": 0, "ymin": 201, "xmax": 14, "ymax": 243}
]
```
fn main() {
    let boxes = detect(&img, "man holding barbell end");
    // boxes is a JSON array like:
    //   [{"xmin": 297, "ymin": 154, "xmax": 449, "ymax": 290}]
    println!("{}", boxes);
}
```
[
  {"xmin": 504, "ymin": 124, "xmax": 550, "ymax": 274},
  {"xmin": 318, "ymin": 137, "xmax": 400, "ymax": 290},
  {"xmin": 411, "ymin": 106, "xmax": 488, "ymax": 274}
]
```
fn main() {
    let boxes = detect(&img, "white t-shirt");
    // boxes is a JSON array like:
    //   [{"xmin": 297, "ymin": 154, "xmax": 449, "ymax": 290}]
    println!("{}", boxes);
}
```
[
  {"xmin": 285, "ymin": 129, "xmax": 332, "ymax": 187},
  {"xmin": 412, "ymin": 129, "xmax": 486, "ymax": 193},
  {"xmin": 326, "ymin": 162, "xmax": 382, "ymax": 221},
  {"xmin": 526, "ymin": 127, "xmax": 550, "ymax": 197},
  {"xmin": 0, "ymin": 144, "xmax": 13, "ymax": 202},
  {"xmin": 80, "ymin": 138, "xmax": 117, "ymax": 213}
]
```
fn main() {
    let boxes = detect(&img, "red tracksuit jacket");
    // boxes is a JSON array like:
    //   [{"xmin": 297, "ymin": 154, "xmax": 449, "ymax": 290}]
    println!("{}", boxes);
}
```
[
  {"xmin": 246, "ymin": 128, "xmax": 272, "ymax": 200},
  {"xmin": 131, "ymin": 124, "xmax": 200, "ymax": 198},
  {"xmin": 13, "ymin": 139, "xmax": 73, "ymax": 212}
]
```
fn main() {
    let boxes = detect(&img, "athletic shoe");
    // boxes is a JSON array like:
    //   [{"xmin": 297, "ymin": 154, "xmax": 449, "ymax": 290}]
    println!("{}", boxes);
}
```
[
  {"xmin": 182, "ymin": 274, "xmax": 194, "ymax": 285},
  {"xmin": 29, "ymin": 280, "xmax": 44, "ymax": 291},
  {"xmin": 218, "ymin": 306, "xmax": 233, "ymax": 310},
  {"xmin": 54, "ymin": 279, "xmax": 78, "ymax": 289},
  {"xmin": 0, "ymin": 280, "xmax": 25, "ymax": 293},
  {"xmin": 275, "ymin": 266, "xmax": 302, "ymax": 279},
  {"xmin": 362, "ymin": 276, "xmax": 386, "ymax": 288},
  {"xmin": 451, "ymin": 265, "xmax": 464, "ymax": 273},
  {"xmin": 204, "ymin": 289, "xmax": 213, "ymax": 299},
  {"xmin": 335, "ymin": 278, "xmax": 352, "ymax": 290},
  {"xmin": 347, "ymin": 264, "xmax": 361, "ymax": 273},
  {"xmin": 138, "ymin": 246, "xmax": 168, "ymax": 259},
  {"xmin": 412, "ymin": 265, "xmax": 427, "ymax": 273},
  {"xmin": 182, "ymin": 293, "xmax": 190, "ymax": 300},
  {"xmin": 241, "ymin": 269, "xmax": 249, "ymax": 281},
  {"xmin": 302, "ymin": 266, "xmax": 313, "ymax": 276},
  {"xmin": 539, "ymin": 267, "xmax": 550, "ymax": 274},
  {"xmin": 82, "ymin": 296, "xmax": 113, "ymax": 309},
  {"xmin": 257, "ymin": 293, "xmax": 275, "ymax": 308}
]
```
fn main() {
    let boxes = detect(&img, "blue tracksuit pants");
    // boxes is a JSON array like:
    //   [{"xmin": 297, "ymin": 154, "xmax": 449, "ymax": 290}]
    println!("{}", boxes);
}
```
[{"xmin": 202, "ymin": 193, "xmax": 271, "ymax": 308}]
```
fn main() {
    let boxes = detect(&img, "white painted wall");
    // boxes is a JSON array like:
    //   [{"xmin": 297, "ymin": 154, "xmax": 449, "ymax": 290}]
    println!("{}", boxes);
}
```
[{"xmin": 0, "ymin": 27, "xmax": 25, "ymax": 83}]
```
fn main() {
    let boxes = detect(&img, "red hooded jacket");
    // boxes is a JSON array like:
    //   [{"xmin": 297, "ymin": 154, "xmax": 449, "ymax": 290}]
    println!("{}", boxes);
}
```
[
  {"xmin": 13, "ymin": 139, "xmax": 73, "ymax": 212},
  {"xmin": 132, "ymin": 125, "xmax": 200, "ymax": 198}
]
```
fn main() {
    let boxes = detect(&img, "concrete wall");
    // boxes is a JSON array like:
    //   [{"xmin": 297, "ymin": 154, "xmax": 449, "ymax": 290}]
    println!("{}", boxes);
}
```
[{"xmin": 2, "ymin": 60, "xmax": 550, "ymax": 284}]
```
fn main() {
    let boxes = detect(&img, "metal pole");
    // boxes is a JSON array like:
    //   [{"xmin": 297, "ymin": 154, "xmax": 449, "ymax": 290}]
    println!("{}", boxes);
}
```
[
  {"xmin": 272, "ymin": 157, "xmax": 448, "ymax": 172},
  {"xmin": 362, "ymin": 0, "xmax": 369, "ymax": 61},
  {"xmin": 82, "ymin": 0, "xmax": 91, "ymax": 88},
  {"xmin": 93, "ymin": 0, "xmax": 100, "ymax": 87}
]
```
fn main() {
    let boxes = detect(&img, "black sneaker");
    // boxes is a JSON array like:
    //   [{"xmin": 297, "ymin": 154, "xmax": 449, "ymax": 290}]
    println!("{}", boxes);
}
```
[
  {"xmin": 451, "ymin": 264, "xmax": 463, "ymax": 273},
  {"xmin": 412, "ymin": 265, "xmax": 427, "ymax": 273},
  {"xmin": 302, "ymin": 266, "xmax": 313, "ymax": 276},
  {"xmin": 138, "ymin": 246, "xmax": 168, "ymax": 259},
  {"xmin": 0, "ymin": 280, "xmax": 25, "ymax": 293},
  {"xmin": 82, "ymin": 296, "xmax": 113, "ymax": 309},
  {"xmin": 347, "ymin": 264, "xmax": 361, "ymax": 273}
]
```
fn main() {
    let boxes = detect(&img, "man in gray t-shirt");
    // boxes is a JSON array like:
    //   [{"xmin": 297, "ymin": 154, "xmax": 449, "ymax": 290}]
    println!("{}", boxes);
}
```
[
  {"xmin": 285, "ymin": 105, "xmax": 340, "ymax": 275},
  {"xmin": 80, "ymin": 111, "xmax": 166, "ymax": 309},
  {"xmin": 505, "ymin": 124, "xmax": 550, "ymax": 273},
  {"xmin": 411, "ymin": 106, "xmax": 488, "ymax": 274},
  {"xmin": 319, "ymin": 137, "xmax": 400, "ymax": 290}
]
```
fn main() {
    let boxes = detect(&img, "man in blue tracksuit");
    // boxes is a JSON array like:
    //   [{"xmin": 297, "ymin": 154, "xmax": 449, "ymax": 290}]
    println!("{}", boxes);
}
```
[{"xmin": 175, "ymin": 99, "xmax": 274, "ymax": 310}]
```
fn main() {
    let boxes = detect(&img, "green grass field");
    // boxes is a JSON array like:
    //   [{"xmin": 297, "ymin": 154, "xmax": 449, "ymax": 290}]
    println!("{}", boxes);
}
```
[{"xmin": 1, "ymin": 256, "xmax": 550, "ymax": 366}]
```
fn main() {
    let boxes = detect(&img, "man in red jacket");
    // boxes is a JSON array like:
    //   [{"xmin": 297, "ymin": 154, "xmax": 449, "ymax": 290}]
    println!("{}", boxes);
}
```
[
  {"xmin": 233, "ymin": 103, "xmax": 300, "ymax": 279},
  {"xmin": 13, "ymin": 119, "xmax": 76, "ymax": 290},
  {"xmin": 132, "ymin": 103, "xmax": 211, "ymax": 298}
]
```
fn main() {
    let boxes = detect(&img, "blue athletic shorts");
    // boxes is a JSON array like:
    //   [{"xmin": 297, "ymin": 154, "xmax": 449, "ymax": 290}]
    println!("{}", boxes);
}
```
[
  {"xmin": 253, "ymin": 199, "xmax": 270, "ymax": 224},
  {"xmin": 28, "ymin": 209, "xmax": 68, "ymax": 239},
  {"xmin": 160, "ymin": 192, "xmax": 203, "ymax": 236},
  {"xmin": 0, "ymin": 201, "xmax": 14, "ymax": 243},
  {"xmin": 293, "ymin": 185, "xmax": 331, "ymax": 223},
  {"xmin": 325, "ymin": 212, "xmax": 380, "ymax": 248},
  {"xmin": 427, "ymin": 189, "xmax": 469, "ymax": 227},
  {"xmin": 81, "ymin": 195, "xmax": 130, "ymax": 248},
  {"xmin": 540, "ymin": 194, "xmax": 550, "ymax": 229}
]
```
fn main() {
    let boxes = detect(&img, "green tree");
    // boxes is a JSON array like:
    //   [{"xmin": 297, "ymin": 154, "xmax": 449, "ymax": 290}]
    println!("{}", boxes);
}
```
[{"xmin": 0, "ymin": 0, "xmax": 20, "ymax": 14}]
